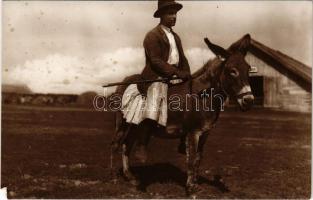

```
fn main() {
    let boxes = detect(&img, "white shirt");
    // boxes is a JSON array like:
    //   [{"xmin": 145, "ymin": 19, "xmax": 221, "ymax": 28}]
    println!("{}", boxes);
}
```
[{"xmin": 161, "ymin": 25, "xmax": 179, "ymax": 66}]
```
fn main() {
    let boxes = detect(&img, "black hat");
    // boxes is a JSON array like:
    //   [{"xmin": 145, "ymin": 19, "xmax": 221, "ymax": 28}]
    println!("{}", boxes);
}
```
[{"xmin": 153, "ymin": 0, "xmax": 183, "ymax": 18}]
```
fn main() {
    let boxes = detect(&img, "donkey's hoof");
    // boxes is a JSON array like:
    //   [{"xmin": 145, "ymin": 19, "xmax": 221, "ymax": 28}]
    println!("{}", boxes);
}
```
[
  {"xmin": 186, "ymin": 184, "xmax": 202, "ymax": 196},
  {"xmin": 111, "ymin": 178, "xmax": 118, "ymax": 185},
  {"xmin": 123, "ymin": 171, "xmax": 140, "ymax": 186},
  {"xmin": 134, "ymin": 146, "xmax": 148, "ymax": 163},
  {"xmin": 130, "ymin": 179, "xmax": 140, "ymax": 186}
]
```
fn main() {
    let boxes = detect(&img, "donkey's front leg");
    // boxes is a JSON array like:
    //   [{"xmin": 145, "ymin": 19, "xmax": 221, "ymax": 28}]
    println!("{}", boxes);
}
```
[
  {"xmin": 193, "ymin": 131, "xmax": 209, "ymax": 183},
  {"xmin": 186, "ymin": 131, "xmax": 210, "ymax": 195},
  {"xmin": 185, "ymin": 133, "xmax": 200, "ymax": 194}
]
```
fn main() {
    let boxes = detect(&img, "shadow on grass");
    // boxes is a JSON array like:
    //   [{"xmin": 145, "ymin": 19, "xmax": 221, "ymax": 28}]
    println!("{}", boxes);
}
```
[{"xmin": 120, "ymin": 162, "xmax": 229, "ymax": 193}]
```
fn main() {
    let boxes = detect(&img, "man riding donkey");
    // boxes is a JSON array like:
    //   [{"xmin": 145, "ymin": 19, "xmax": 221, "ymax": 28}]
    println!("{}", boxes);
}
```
[{"xmin": 111, "ymin": 0, "xmax": 191, "ymax": 162}]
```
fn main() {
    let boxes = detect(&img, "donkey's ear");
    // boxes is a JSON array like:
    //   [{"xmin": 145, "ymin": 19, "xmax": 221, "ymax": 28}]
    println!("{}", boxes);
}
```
[
  {"xmin": 228, "ymin": 34, "xmax": 251, "ymax": 55},
  {"xmin": 204, "ymin": 38, "xmax": 230, "ymax": 59}
]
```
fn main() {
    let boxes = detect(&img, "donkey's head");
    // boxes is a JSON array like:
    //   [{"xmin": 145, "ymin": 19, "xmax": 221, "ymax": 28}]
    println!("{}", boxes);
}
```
[{"xmin": 204, "ymin": 34, "xmax": 254, "ymax": 111}]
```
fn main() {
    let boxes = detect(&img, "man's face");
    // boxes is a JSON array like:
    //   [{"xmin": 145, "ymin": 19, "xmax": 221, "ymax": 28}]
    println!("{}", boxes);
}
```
[{"xmin": 160, "ymin": 8, "xmax": 178, "ymax": 28}]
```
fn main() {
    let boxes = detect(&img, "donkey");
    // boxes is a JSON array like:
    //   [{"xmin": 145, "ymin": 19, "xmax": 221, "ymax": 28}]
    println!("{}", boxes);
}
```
[{"xmin": 112, "ymin": 34, "xmax": 254, "ymax": 194}]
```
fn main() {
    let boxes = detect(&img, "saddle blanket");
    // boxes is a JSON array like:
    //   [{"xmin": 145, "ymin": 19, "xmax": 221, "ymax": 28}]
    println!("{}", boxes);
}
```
[{"xmin": 121, "ymin": 82, "xmax": 168, "ymax": 126}]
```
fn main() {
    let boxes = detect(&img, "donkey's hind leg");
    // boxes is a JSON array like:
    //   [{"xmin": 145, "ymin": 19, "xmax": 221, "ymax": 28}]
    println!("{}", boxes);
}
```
[{"xmin": 122, "ymin": 125, "xmax": 139, "ymax": 186}]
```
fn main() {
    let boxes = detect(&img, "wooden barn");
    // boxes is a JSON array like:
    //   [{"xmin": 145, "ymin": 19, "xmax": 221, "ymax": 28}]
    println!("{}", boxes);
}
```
[{"xmin": 245, "ymin": 39, "xmax": 312, "ymax": 112}]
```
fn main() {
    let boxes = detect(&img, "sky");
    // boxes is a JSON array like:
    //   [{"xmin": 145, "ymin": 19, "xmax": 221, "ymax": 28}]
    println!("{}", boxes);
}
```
[{"xmin": 2, "ymin": 1, "xmax": 312, "ymax": 94}]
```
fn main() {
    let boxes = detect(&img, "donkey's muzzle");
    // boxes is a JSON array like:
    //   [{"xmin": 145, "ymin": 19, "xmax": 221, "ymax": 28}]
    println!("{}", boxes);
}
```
[
  {"xmin": 236, "ymin": 85, "xmax": 254, "ymax": 111},
  {"xmin": 242, "ymin": 93, "xmax": 254, "ymax": 107}
]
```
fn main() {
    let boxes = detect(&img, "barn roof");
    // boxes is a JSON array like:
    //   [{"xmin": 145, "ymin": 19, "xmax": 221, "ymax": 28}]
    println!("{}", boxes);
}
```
[{"xmin": 249, "ymin": 39, "xmax": 312, "ymax": 91}]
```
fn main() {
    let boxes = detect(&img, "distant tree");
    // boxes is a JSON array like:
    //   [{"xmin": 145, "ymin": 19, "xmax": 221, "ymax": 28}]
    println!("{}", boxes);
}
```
[
  {"xmin": 2, "ymin": 84, "xmax": 32, "ymax": 94},
  {"xmin": 77, "ymin": 91, "xmax": 98, "ymax": 108}
]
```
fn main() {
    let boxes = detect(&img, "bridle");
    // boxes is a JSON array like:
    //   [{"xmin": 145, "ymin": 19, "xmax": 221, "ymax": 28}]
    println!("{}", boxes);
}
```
[
  {"xmin": 217, "ymin": 59, "xmax": 253, "ymax": 100},
  {"xmin": 236, "ymin": 91, "xmax": 253, "ymax": 99}
]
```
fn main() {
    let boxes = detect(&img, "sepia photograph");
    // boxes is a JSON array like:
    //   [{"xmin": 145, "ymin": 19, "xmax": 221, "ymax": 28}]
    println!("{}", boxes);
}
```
[{"xmin": 2, "ymin": 0, "xmax": 312, "ymax": 199}]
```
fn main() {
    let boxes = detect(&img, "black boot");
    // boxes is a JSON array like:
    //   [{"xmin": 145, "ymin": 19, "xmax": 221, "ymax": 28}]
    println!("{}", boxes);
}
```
[
  {"xmin": 135, "ymin": 145, "xmax": 148, "ymax": 163},
  {"xmin": 177, "ymin": 136, "xmax": 186, "ymax": 155},
  {"xmin": 134, "ymin": 119, "xmax": 155, "ymax": 163}
]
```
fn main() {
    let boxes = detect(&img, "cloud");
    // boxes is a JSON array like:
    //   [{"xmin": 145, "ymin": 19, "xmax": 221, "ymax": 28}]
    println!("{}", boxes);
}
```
[
  {"xmin": 3, "ymin": 47, "xmax": 215, "ymax": 95},
  {"xmin": 4, "ymin": 54, "xmax": 93, "ymax": 94},
  {"xmin": 3, "ymin": 1, "xmax": 312, "ymax": 70},
  {"xmin": 94, "ymin": 47, "xmax": 145, "ymax": 83},
  {"xmin": 3, "ymin": 48, "xmax": 145, "ymax": 94}
]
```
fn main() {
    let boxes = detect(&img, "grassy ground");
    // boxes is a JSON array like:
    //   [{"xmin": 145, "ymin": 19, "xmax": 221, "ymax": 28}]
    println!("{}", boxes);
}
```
[{"xmin": 1, "ymin": 105, "xmax": 311, "ymax": 198}]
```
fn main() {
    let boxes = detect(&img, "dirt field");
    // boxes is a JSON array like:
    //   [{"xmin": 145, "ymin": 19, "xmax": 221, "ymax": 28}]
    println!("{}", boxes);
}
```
[{"xmin": 2, "ymin": 105, "xmax": 311, "ymax": 199}]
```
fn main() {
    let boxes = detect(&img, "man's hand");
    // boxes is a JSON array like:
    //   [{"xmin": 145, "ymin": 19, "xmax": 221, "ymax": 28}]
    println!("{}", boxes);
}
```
[
  {"xmin": 170, "ymin": 75, "xmax": 183, "ymax": 84},
  {"xmin": 176, "ymin": 71, "xmax": 191, "ymax": 81}
]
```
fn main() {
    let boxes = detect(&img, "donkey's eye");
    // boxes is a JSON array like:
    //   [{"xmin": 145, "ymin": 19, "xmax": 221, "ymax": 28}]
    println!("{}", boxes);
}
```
[{"xmin": 229, "ymin": 68, "xmax": 239, "ymax": 77}]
